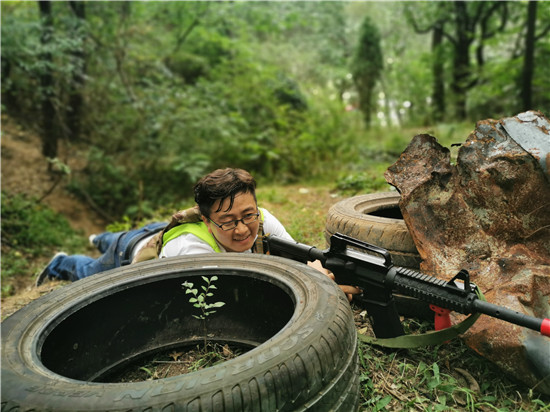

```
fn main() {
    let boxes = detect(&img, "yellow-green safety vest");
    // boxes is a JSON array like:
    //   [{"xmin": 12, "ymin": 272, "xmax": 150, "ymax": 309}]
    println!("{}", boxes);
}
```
[
  {"xmin": 161, "ymin": 209, "xmax": 264, "ymax": 254},
  {"xmin": 162, "ymin": 222, "xmax": 221, "ymax": 253}
]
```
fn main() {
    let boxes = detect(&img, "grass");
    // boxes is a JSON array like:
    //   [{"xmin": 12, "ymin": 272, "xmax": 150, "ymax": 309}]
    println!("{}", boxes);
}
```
[
  {"xmin": 2, "ymin": 184, "xmax": 549, "ymax": 410},
  {"xmin": 2, "ymin": 122, "xmax": 548, "ymax": 409},
  {"xmin": 357, "ymin": 337, "xmax": 549, "ymax": 411}
]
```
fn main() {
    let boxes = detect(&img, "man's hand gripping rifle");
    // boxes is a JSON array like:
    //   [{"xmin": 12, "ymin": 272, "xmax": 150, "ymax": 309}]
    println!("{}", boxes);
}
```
[{"xmin": 263, "ymin": 233, "xmax": 550, "ymax": 339}]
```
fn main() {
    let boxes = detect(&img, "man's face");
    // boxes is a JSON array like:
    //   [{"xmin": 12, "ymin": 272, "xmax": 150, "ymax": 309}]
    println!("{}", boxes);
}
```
[{"xmin": 203, "ymin": 191, "xmax": 259, "ymax": 252}]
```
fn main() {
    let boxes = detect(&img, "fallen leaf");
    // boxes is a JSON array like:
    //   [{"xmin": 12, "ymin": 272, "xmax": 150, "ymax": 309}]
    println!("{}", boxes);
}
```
[
  {"xmin": 169, "ymin": 351, "xmax": 183, "ymax": 361},
  {"xmin": 455, "ymin": 367, "xmax": 480, "ymax": 392},
  {"xmin": 222, "ymin": 344, "xmax": 233, "ymax": 357}
]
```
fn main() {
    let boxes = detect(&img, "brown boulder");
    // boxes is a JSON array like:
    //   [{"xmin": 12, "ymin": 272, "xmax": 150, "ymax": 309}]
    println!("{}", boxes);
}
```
[{"xmin": 385, "ymin": 111, "xmax": 550, "ymax": 394}]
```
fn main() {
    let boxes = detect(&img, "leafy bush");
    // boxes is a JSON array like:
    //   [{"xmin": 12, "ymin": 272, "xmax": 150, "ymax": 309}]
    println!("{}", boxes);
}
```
[
  {"xmin": 1, "ymin": 192, "xmax": 87, "ymax": 296},
  {"xmin": 1, "ymin": 2, "xmax": 88, "ymax": 124},
  {"xmin": 335, "ymin": 172, "xmax": 390, "ymax": 195},
  {"xmin": 1, "ymin": 192, "xmax": 84, "ymax": 254},
  {"xmin": 67, "ymin": 148, "xmax": 139, "ymax": 219}
]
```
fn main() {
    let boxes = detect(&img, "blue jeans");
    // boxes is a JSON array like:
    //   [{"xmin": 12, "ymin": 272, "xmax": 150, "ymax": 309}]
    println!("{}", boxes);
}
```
[{"xmin": 45, "ymin": 222, "xmax": 167, "ymax": 282}]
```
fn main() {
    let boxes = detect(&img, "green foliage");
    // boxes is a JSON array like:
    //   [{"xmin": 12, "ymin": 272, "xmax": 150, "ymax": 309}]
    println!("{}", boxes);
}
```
[
  {"xmin": 47, "ymin": 157, "xmax": 71, "ymax": 175},
  {"xmin": 357, "ymin": 336, "xmax": 550, "ymax": 410},
  {"xmin": 67, "ymin": 147, "xmax": 138, "ymax": 219},
  {"xmin": 1, "ymin": 2, "xmax": 87, "ymax": 121},
  {"xmin": 182, "ymin": 276, "xmax": 226, "ymax": 351},
  {"xmin": 1, "ymin": 192, "xmax": 83, "ymax": 255},
  {"xmin": 182, "ymin": 276, "xmax": 225, "ymax": 321},
  {"xmin": 2, "ymin": 1, "xmax": 548, "ymax": 220},
  {"xmin": 164, "ymin": 52, "xmax": 210, "ymax": 84},
  {"xmin": 351, "ymin": 16, "xmax": 384, "ymax": 81},
  {"xmin": 1, "ymin": 253, "xmax": 29, "ymax": 297},
  {"xmin": 105, "ymin": 216, "xmax": 134, "ymax": 233},
  {"xmin": 1, "ymin": 192, "xmax": 87, "ymax": 296},
  {"xmin": 351, "ymin": 16, "xmax": 383, "ymax": 128},
  {"xmin": 335, "ymin": 172, "xmax": 389, "ymax": 196}
]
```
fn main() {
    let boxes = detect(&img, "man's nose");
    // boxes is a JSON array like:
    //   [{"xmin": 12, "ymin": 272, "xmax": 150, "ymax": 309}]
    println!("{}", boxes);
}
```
[{"xmin": 234, "ymin": 220, "xmax": 249, "ymax": 233}]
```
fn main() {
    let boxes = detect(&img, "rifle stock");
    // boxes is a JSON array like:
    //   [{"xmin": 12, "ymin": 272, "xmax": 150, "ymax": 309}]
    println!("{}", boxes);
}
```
[{"xmin": 263, "ymin": 233, "xmax": 550, "ymax": 339}]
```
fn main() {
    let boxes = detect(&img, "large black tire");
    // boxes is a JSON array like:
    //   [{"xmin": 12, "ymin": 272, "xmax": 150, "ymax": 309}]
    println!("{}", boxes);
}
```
[
  {"xmin": 1, "ymin": 254, "xmax": 359, "ymax": 411},
  {"xmin": 325, "ymin": 192, "xmax": 420, "ymax": 269}
]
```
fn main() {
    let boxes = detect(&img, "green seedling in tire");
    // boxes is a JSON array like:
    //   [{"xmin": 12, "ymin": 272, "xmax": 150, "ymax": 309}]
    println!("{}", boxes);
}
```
[{"xmin": 182, "ymin": 276, "xmax": 225, "ymax": 350}]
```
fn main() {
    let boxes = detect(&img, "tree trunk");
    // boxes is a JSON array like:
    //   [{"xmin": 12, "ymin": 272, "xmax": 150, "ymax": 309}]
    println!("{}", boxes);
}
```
[
  {"xmin": 67, "ymin": 1, "xmax": 86, "ymax": 142},
  {"xmin": 432, "ymin": 22, "xmax": 445, "ymax": 122},
  {"xmin": 521, "ymin": 1, "xmax": 536, "ymax": 111},
  {"xmin": 450, "ymin": 1, "xmax": 472, "ymax": 120},
  {"xmin": 1, "ymin": 59, "xmax": 19, "ymax": 114},
  {"xmin": 38, "ymin": 0, "xmax": 58, "ymax": 160},
  {"xmin": 355, "ymin": 81, "xmax": 375, "ymax": 129}
]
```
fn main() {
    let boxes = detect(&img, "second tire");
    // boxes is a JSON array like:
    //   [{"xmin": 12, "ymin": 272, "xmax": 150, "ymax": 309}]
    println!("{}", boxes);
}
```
[{"xmin": 325, "ymin": 192, "xmax": 420, "ymax": 268}]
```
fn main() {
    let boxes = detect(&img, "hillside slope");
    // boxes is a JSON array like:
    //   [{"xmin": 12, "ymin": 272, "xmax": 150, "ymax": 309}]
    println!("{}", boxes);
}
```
[
  {"xmin": 1, "ymin": 115, "xmax": 107, "ymax": 236},
  {"xmin": 1, "ymin": 115, "xmax": 108, "ymax": 316}
]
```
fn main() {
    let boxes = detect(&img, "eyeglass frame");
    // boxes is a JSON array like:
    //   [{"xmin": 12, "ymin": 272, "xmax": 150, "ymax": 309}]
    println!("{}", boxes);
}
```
[{"xmin": 207, "ymin": 211, "xmax": 260, "ymax": 231}]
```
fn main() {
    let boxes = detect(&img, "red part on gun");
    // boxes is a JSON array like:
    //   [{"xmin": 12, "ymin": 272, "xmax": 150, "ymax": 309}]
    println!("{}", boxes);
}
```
[
  {"xmin": 430, "ymin": 304, "xmax": 452, "ymax": 331},
  {"xmin": 541, "ymin": 318, "xmax": 550, "ymax": 337}
]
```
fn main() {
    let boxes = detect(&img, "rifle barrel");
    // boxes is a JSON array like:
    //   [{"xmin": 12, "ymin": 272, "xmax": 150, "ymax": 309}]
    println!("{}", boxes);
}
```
[
  {"xmin": 264, "ymin": 235, "xmax": 325, "ymax": 263},
  {"xmin": 472, "ymin": 299, "xmax": 550, "ymax": 337}
]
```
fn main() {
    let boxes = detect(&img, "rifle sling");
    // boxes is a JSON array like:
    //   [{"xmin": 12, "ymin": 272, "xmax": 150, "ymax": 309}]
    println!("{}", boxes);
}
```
[{"xmin": 358, "ymin": 289, "xmax": 485, "ymax": 349}]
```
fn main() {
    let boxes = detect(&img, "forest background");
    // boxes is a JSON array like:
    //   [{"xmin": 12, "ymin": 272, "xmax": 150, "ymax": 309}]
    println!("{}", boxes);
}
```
[
  {"xmin": 2, "ymin": 1, "xmax": 549, "ymax": 222},
  {"xmin": 2, "ymin": 2, "xmax": 550, "ymax": 409}
]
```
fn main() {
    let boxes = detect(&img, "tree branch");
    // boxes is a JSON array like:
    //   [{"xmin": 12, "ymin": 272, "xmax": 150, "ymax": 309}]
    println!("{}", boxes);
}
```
[
  {"xmin": 480, "ymin": 2, "xmax": 508, "ymax": 40},
  {"xmin": 535, "ymin": 23, "xmax": 550, "ymax": 42},
  {"xmin": 173, "ymin": 17, "xmax": 200, "ymax": 54},
  {"xmin": 172, "ymin": 4, "xmax": 210, "ymax": 54},
  {"xmin": 404, "ymin": 5, "xmax": 436, "ymax": 34}
]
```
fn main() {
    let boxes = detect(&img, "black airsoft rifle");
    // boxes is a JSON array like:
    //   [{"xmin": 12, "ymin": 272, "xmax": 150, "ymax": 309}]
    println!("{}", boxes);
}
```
[{"xmin": 263, "ymin": 233, "xmax": 550, "ymax": 339}]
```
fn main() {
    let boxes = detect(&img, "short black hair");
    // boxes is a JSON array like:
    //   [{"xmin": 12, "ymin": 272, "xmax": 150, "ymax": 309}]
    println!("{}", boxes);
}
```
[{"xmin": 194, "ymin": 168, "xmax": 257, "ymax": 217}]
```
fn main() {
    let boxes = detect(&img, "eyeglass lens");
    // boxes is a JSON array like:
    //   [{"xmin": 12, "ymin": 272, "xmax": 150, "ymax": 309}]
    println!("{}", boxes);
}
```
[{"xmin": 220, "ymin": 213, "xmax": 259, "ymax": 230}]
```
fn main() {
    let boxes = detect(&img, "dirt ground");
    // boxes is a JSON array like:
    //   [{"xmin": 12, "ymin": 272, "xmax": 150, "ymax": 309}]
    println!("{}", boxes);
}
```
[{"xmin": 1, "ymin": 115, "xmax": 108, "ymax": 318}]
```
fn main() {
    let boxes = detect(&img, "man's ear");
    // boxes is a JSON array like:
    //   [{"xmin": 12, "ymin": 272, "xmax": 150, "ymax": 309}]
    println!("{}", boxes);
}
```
[{"xmin": 201, "ymin": 216, "xmax": 213, "ymax": 233}]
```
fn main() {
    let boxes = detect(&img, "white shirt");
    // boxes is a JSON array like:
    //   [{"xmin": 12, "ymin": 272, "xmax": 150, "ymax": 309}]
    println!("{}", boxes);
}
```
[{"xmin": 158, "ymin": 207, "xmax": 294, "ymax": 258}]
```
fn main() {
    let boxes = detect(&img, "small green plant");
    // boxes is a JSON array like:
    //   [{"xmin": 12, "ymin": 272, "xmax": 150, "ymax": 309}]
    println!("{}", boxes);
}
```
[{"xmin": 182, "ymin": 276, "xmax": 225, "ymax": 350}]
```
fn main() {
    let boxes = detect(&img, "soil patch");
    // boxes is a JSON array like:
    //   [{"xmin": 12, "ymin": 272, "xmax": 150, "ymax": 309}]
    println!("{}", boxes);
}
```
[{"xmin": 104, "ymin": 342, "xmax": 248, "ymax": 383}]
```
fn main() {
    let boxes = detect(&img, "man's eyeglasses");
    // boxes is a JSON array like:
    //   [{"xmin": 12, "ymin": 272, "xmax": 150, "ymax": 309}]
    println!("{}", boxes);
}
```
[{"xmin": 208, "ymin": 212, "xmax": 260, "ymax": 231}]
